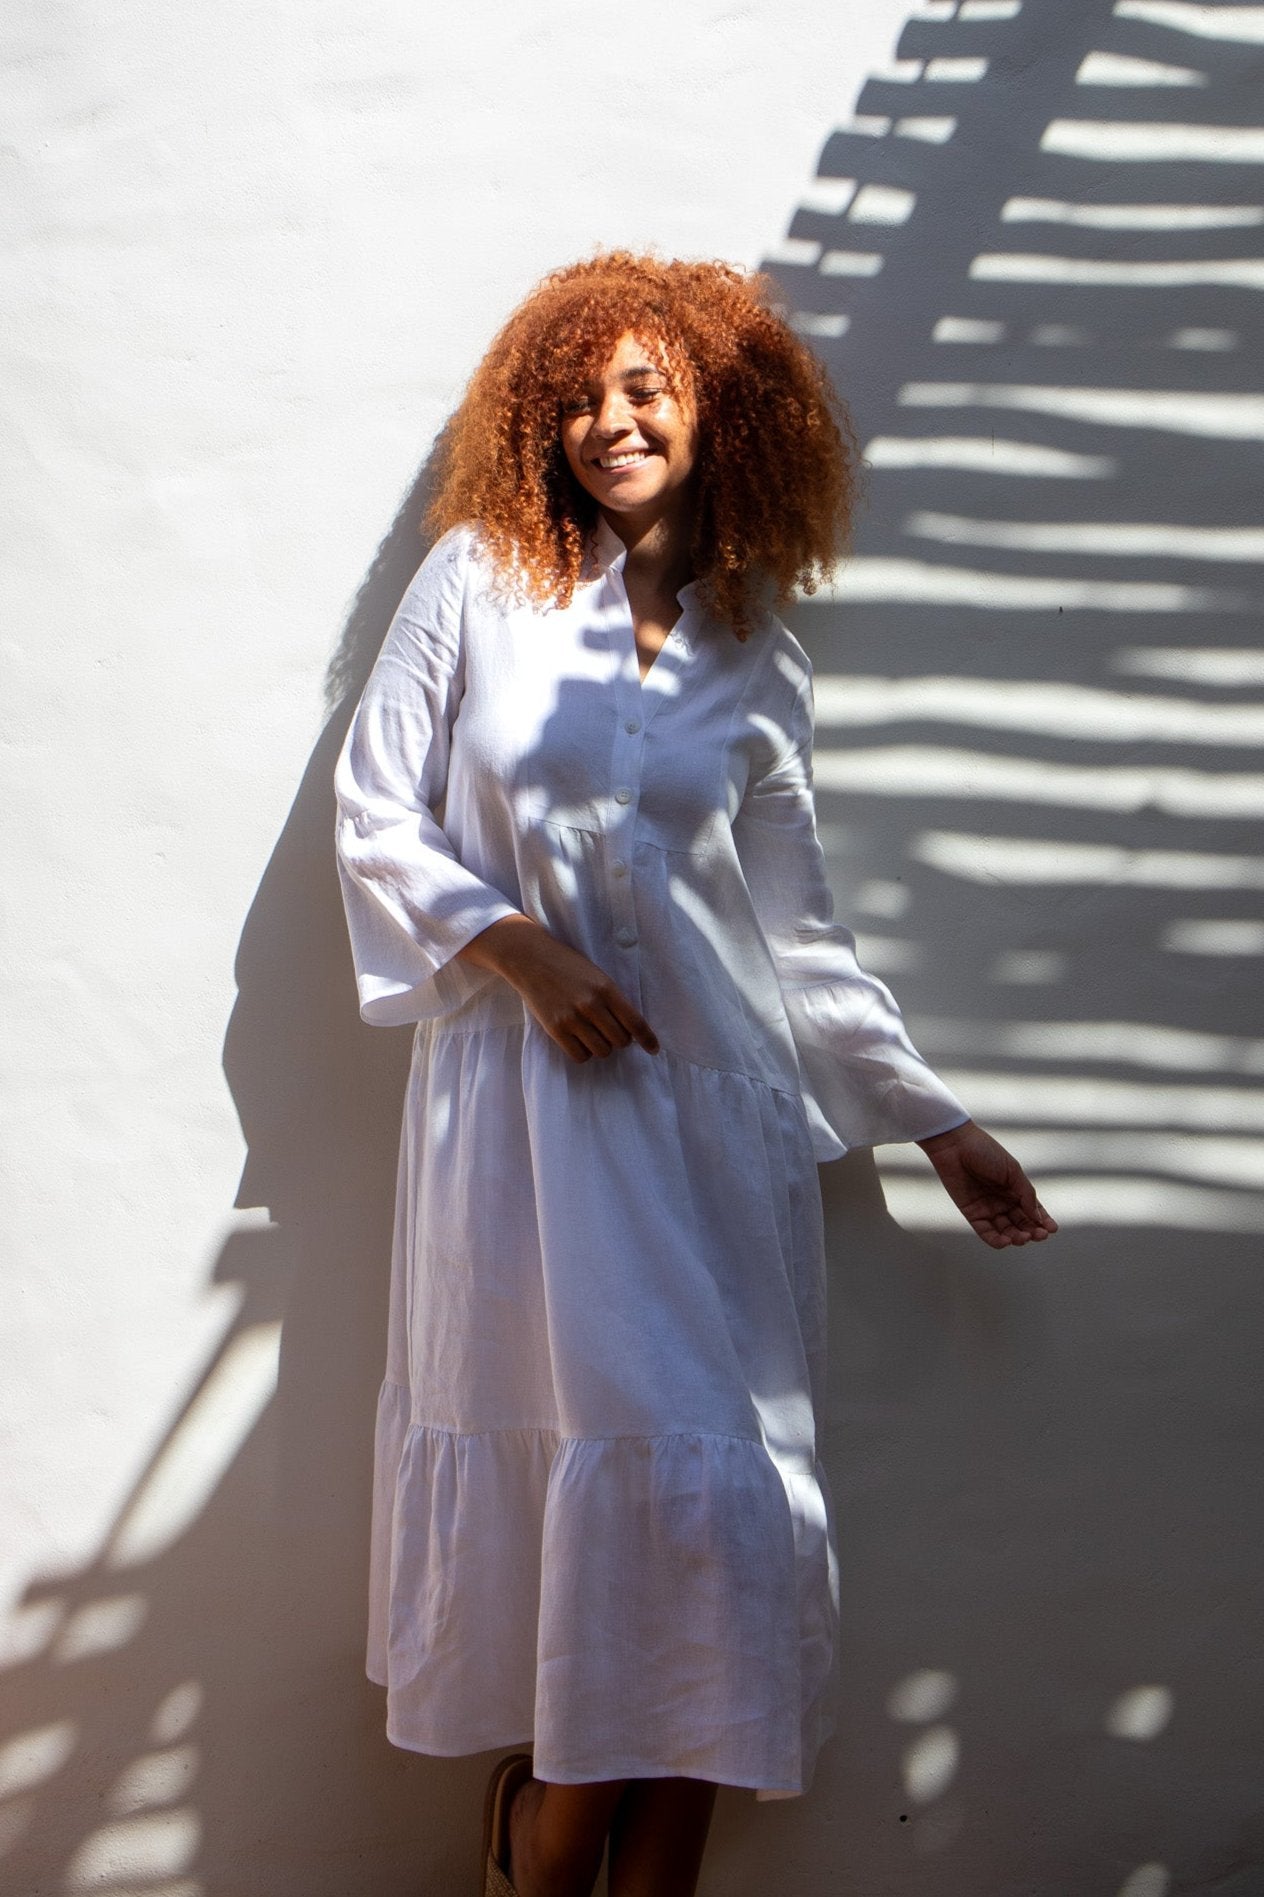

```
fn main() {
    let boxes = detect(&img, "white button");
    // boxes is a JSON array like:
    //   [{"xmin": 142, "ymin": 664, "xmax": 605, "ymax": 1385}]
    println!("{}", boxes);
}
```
[
  {"xmin": 615, "ymin": 927, "xmax": 638, "ymax": 948},
  {"xmin": 624, "ymin": 718, "xmax": 641, "ymax": 735},
  {"xmin": 612, "ymin": 861, "xmax": 628, "ymax": 879},
  {"xmin": 614, "ymin": 787, "xmax": 633, "ymax": 806}
]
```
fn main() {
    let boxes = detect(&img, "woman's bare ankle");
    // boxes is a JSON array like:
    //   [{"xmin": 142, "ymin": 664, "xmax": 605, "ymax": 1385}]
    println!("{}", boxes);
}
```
[
  {"xmin": 507, "ymin": 1777, "xmax": 624, "ymax": 1897},
  {"xmin": 506, "ymin": 1775, "xmax": 546, "ymax": 1894}
]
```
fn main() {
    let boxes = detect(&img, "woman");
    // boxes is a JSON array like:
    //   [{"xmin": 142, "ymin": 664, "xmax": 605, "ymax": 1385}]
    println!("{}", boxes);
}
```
[{"xmin": 334, "ymin": 251, "xmax": 1056, "ymax": 1897}]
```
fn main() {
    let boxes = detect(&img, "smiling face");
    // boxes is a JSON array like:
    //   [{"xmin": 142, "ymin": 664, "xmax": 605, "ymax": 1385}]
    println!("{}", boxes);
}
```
[{"xmin": 559, "ymin": 330, "xmax": 699, "ymax": 537}]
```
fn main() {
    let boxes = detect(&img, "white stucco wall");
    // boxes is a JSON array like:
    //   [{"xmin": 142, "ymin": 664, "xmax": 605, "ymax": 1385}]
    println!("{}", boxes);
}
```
[{"xmin": 3, "ymin": 0, "xmax": 1262, "ymax": 1892}]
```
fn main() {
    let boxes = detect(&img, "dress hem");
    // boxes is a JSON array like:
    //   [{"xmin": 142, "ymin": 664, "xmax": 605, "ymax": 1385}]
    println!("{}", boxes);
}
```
[{"xmin": 369, "ymin": 1677, "xmax": 826, "ymax": 1798}]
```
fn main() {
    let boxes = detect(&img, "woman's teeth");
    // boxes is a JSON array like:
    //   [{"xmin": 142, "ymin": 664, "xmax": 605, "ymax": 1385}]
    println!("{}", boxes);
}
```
[{"xmin": 598, "ymin": 451, "xmax": 649, "ymax": 469}]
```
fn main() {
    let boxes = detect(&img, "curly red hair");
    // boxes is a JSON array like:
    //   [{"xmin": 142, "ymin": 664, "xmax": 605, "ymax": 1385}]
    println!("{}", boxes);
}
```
[{"xmin": 427, "ymin": 251, "xmax": 859, "ymax": 636}]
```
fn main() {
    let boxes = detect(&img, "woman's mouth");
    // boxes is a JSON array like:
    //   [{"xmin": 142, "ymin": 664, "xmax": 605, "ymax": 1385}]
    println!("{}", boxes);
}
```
[{"xmin": 596, "ymin": 450, "xmax": 651, "ymax": 470}]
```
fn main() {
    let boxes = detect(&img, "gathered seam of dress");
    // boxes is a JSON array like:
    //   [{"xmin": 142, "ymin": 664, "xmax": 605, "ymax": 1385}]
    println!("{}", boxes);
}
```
[
  {"xmin": 382, "ymin": 1402, "xmax": 772, "ymax": 1450},
  {"xmin": 422, "ymin": 1005, "xmax": 818, "ymax": 1102}
]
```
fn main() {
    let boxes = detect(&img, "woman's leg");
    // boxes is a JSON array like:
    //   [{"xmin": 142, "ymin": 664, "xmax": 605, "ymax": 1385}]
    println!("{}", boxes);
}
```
[
  {"xmin": 507, "ymin": 1776, "xmax": 627, "ymax": 1897},
  {"xmin": 607, "ymin": 1778, "xmax": 718, "ymax": 1897}
]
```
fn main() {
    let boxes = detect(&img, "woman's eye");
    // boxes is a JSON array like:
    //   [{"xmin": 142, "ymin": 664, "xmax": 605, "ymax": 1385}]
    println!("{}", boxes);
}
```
[{"xmin": 560, "ymin": 386, "xmax": 664, "ymax": 416}]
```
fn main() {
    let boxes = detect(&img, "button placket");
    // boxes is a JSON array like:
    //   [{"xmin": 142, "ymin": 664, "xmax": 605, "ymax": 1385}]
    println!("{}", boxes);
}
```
[{"xmin": 606, "ymin": 599, "xmax": 650, "ymax": 970}]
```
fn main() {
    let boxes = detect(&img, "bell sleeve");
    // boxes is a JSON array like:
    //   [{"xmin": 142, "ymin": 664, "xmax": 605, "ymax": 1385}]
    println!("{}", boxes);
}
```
[
  {"xmin": 334, "ymin": 531, "xmax": 521, "ymax": 1026},
  {"xmin": 734, "ymin": 652, "xmax": 970, "ymax": 1158}
]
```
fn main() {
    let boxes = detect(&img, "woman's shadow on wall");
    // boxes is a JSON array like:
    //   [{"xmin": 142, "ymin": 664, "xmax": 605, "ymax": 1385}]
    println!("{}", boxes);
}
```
[{"xmin": 0, "ymin": 460, "xmax": 498, "ymax": 1897}]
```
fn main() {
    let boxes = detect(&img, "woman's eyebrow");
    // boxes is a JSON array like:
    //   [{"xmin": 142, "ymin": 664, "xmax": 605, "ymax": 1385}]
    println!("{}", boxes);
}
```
[{"xmin": 618, "ymin": 363, "xmax": 664, "ymax": 381}]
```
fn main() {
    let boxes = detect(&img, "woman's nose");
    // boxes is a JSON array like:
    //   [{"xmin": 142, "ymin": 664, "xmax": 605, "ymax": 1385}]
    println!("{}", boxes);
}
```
[{"xmin": 594, "ymin": 391, "xmax": 633, "ymax": 435}]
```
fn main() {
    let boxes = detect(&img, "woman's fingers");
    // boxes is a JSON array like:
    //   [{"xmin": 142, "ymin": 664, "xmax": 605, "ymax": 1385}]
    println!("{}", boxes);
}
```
[
  {"xmin": 563, "ymin": 994, "xmax": 659, "ymax": 1061},
  {"xmin": 606, "ymin": 991, "xmax": 660, "ymax": 1055},
  {"xmin": 567, "ymin": 1016, "xmax": 616, "ymax": 1060},
  {"xmin": 586, "ymin": 1000, "xmax": 634, "ymax": 1053},
  {"xmin": 969, "ymin": 1185, "xmax": 1058, "ymax": 1247},
  {"xmin": 488, "ymin": 925, "xmax": 659, "ymax": 1061},
  {"xmin": 559, "ymin": 978, "xmax": 658, "ymax": 1060},
  {"xmin": 543, "ymin": 982, "xmax": 659, "ymax": 1063}
]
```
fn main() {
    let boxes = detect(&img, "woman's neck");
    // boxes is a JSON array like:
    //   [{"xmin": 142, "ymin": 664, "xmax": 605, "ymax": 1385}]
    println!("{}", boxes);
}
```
[{"xmin": 600, "ymin": 504, "xmax": 694, "ymax": 601}]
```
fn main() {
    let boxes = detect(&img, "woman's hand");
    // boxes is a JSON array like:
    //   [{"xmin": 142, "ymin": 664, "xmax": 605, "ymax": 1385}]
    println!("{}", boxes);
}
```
[
  {"xmin": 458, "ymin": 915, "xmax": 660, "ymax": 1063},
  {"xmin": 916, "ymin": 1120, "xmax": 1058, "ymax": 1250}
]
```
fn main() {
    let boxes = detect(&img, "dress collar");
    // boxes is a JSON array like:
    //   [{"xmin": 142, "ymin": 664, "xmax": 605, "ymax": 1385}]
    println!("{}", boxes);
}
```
[
  {"xmin": 593, "ymin": 514, "xmax": 627, "ymax": 576},
  {"xmin": 590, "ymin": 515, "xmax": 702, "ymax": 611}
]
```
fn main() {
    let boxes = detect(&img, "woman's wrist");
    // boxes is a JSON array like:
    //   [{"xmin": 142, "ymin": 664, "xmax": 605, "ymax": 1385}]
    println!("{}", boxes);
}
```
[
  {"xmin": 916, "ymin": 1116, "xmax": 974, "ymax": 1153},
  {"xmin": 456, "ymin": 913, "xmax": 541, "ymax": 976}
]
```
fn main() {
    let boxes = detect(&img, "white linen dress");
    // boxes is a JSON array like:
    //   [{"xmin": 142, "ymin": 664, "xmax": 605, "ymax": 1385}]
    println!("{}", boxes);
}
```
[{"xmin": 334, "ymin": 519, "xmax": 968, "ymax": 1797}]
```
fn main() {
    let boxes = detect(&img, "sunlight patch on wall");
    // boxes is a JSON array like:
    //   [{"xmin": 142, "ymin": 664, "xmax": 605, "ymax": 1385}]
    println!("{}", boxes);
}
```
[
  {"xmin": 0, "ymin": 1721, "xmax": 77, "ymax": 1799},
  {"xmin": 1114, "ymin": 0, "xmax": 1264, "ymax": 44},
  {"xmin": 1162, "ymin": 919, "xmax": 1264, "ymax": 954},
  {"xmin": 818, "ymin": 563, "xmax": 1226, "ymax": 610},
  {"xmin": 971, "ymin": 253, "xmax": 1264, "ymax": 288},
  {"xmin": 927, "ymin": 57, "xmax": 990, "ymax": 80},
  {"xmin": 911, "ymin": 831, "xmax": 1264, "ymax": 889},
  {"xmin": 850, "ymin": 184, "xmax": 918, "ymax": 224},
  {"xmin": 820, "ymin": 249, "xmax": 885, "ymax": 275},
  {"xmin": 800, "ymin": 178, "xmax": 857, "ymax": 215},
  {"xmin": 959, "ymin": 0, "xmax": 1022, "ymax": 17},
  {"xmin": 882, "ymin": 1128, "xmax": 1264, "ymax": 1189},
  {"xmin": 837, "ymin": 114, "xmax": 894, "ymax": 138},
  {"xmin": 1041, "ymin": 119, "xmax": 1264, "ymax": 162},
  {"xmin": 54, "ymin": 1593, "xmax": 148, "ymax": 1662},
  {"xmin": 151, "ymin": 1683, "xmax": 203, "ymax": 1746},
  {"xmin": 903, "ymin": 515, "xmax": 1264, "ymax": 562},
  {"xmin": 1002, "ymin": 196, "xmax": 1264, "ymax": 229},
  {"xmin": 899, "ymin": 381, "xmax": 1264, "ymax": 439},
  {"xmin": 107, "ymin": 1322, "xmax": 282, "ymax": 1569},
  {"xmin": 1077, "ymin": 50, "xmax": 1207, "ymax": 84},
  {"xmin": 815, "ymin": 747, "xmax": 1264, "ymax": 818},
  {"xmin": 878, "ymin": 1173, "xmax": 1264, "ymax": 1231},
  {"xmin": 864, "ymin": 436, "xmax": 1115, "ymax": 476},
  {"xmin": 1117, "ymin": 1865, "xmax": 1172, "ymax": 1897},
  {"xmin": 912, "ymin": 1018, "xmax": 1264, "ymax": 1076},
  {"xmin": 1115, "ymin": 646, "xmax": 1264, "ymax": 687},
  {"xmin": 873, "ymin": 53, "xmax": 989, "ymax": 81},
  {"xmin": 888, "ymin": 1668, "xmax": 958, "ymax": 1721},
  {"xmin": 814, "ymin": 673, "xmax": 1264, "ymax": 742},
  {"xmin": 63, "ymin": 1808, "xmax": 201, "ymax": 1890},
  {"xmin": 1169, "ymin": 326, "xmax": 1238, "ymax": 349},
  {"xmin": 792, "ymin": 312, "xmax": 850, "ymax": 338},
  {"xmin": 902, "ymin": 1726, "xmax": 960, "ymax": 1802},
  {"xmin": 854, "ymin": 878, "xmax": 913, "ymax": 920},
  {"xmin": 933, "ymin": 317, "xmax": 1007, "ymax": 342},
  {"xmin": 932, "ymin": 1071, "xmax": 1264, "ymax": 1130},
  {"xmin": 766, "ymin": 237, "xmax": 822, "ymax": 266},
  {"xmin": 894, "ymin": 116, "xmax": 959, "ymax": 141},
  {"xmin": 107, "ymin": 1747, "xmax": 199, "ymax": 1817},
  {"xmin": 0, "ymin": 1603, "xmax": 65, "ymax": 1672},
  {"xmin": 1106, "ymin": 1685, "xmax": 1175, "ymax": 1740}
]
